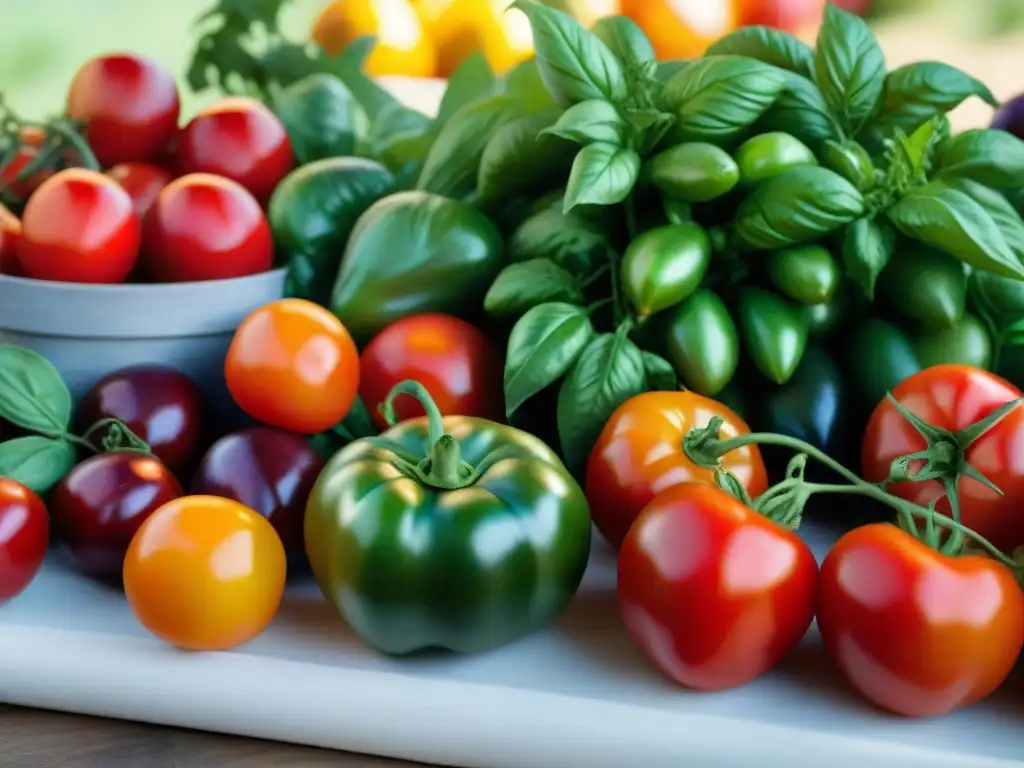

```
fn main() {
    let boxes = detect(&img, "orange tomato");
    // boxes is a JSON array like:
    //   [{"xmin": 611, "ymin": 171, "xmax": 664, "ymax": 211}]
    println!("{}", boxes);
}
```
[
  {"xmin": 415, "ymin": 0, "xmax": 535, "ymax": 77},
  {"xmin": 312, "ymin": 0, "xmax": 437, "ymax": 78},
  {"xmin": 123, "ymin": 496, "xmax": 287, "ymax": 651},
  {"xmin": 621, "ymin": 0, "xmax": 738, "ymax": 61}
]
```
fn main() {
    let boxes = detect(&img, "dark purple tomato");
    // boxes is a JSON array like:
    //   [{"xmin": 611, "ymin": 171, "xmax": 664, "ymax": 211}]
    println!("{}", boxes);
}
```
[
  {"xmin": 51, "ymin": 452, "xmax": 183, "ymax": 583},
  {"xmin": 991, "ymin": 94, "xmax": 1024, "ymax": 139},
  {"xmin": 190, "ymin": 427, "xmax": 324, "ymax": 569},
  {"xmin": 76, "ymin": 365, "xmax": 208, "ymax": 476}
]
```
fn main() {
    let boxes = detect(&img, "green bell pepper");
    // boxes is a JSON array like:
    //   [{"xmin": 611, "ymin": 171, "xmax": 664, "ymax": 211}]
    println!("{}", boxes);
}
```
[{"xmin": 305, "ymin": 380, "xmax": 592, "ymax": 655}]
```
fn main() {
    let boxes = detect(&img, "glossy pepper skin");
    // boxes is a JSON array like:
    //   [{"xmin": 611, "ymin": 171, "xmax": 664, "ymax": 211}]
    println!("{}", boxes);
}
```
[{"xmin": 305, "ymin": 380, "xmax": 592, "ymax": 655}]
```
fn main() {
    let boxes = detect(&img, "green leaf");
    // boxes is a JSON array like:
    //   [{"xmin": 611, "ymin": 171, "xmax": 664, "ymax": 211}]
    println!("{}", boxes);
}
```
[
  {"xmin": 894, "ymin": 117, "xmax": 942, "ymax": 179},
  {"xmin": 508, "ymin": 201, "xmax": 610, "ymax": 275},
  {"xmin": 272, "ymin": 74, "xmax": 368, "ymax": 164},
  {"xmin": 641, "ymin": 350, "xmax": 678, "ymax": 391},
  {"xmin": 662, "ymin": 55, "xmax": 786, "ymax": 144},
  {"xmin": 477, "ymin": 110, "xmax": 572, "ymax": 207},
  {"xmin": 758, "ymin": 71, "xmax": 839, "ymax": 146},
  {"xmin": 887, "ymin": 182, "xmax": 1024, "ymax": 279},
  {"xmin": 504, "ymin": 302, "xmax": 595, "ymax": 417},
  {"xmin": 590, "ymin": 15, "xmax": 655, "ymax": 69},
  {"xmin": 542, "ymin": 99, "xmax": 627, "ymax": 146},
  {"xmin": 323, "ymin": 36, "xmax": 400, "ymax": 122},
  {"xmin": 969, "ymin": 270, "xmax": 1024, "ymax": 330},
  {"xmin": 705, "ymin": 26, "xmax": 815, "ymax": 79},
  {"xmin": 0, "ymin": 345, "xmax": 72, "ymax": 434},
  {"xmin": 504, "ymin": 59, "xmax": 559, "ymax": 114},
  {"xmin": 945, "ymin": 177, "xmax": 1024, "ymax": 261},
  {"xmin": 484, "ymin": 259, "xmax": 583, "ymax": 319},
  {"xmin": 0, "ymin": 436, "xmax": 76, "ymax": 494},
  {"xmin": 936, "ymin": 129, "xmax": 1024, "ymax": 190},
  {"xmin": 842, "ymin": 217, "xmax": 895, "ymax": 299},
  {"xmin": 556, "ymin": 331, "xmax": 646, "ymax": 473},
  {"xmin": 416, "ymin": 94, "xmax": 517, "ymax": 199},
  {"xmin": 734, "ymin": 167, "xmax": 866, "ymax": 249},
  {"xmin": 510, "ymin": 0, "xmax": 628, "ymax": 105},
  {"xmin": 814, "ymin": 4, "xmax": 886, "ymax": 134},
  {"xmin": 435, "ymin": 52, "xmax": 496, "ymax": 130},
  {"xmin": 563, "ymin": 143, "xmax": 640, "ymax": 212}
]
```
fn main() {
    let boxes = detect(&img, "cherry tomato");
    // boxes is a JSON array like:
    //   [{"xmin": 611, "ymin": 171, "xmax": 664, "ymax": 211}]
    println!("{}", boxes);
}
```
[
  {"xmin": 123, "ymin": 495, "xmax": 286, "ymax": 650},
  {"xmin": 0, "ymin": 478, "xmax": 50, "ymax": 605},
  {"xmin": 359, "ymin": 313, "xmax": 503, "ymax": 430},
  {"xmin": 0, "ymin": 203, "xmax": 24, "ymax": 276},
  {"xmin": 17, "ymin": 168, "xmax": 141, "ymax": 283},
  {"xmin": 141, "ymin": 173, "xmax": 273, "ymax": 283},
  {"xmin": 586, "ymin": 390, "xmax": 768, "ymax": 549},
  {"xmin": 174, "ymin": 97, "xmax": 293, "ymax": 204},
  {"xmin": 226, "ymin": 299, "xmax": 360, "ymax": 435},
  {"xmin": 106, "ymin": 162, "xmax": 171, "ymax": 219},
  {"xmin": 66, "ymin": 53, "xmax": 181, "ymax": 167},
  {"xmin": 861, "ymin": 365, "xmax": 1024, "ymax": 554},
  {"xmin": 618, "ymin": 483, "xmax": 817, "ymax": 690},
  {"xmin": 51, "ymin": 452, "xmax": 182, "ymax": 583},
  {"xmin": 817, "ymin": 523, "xmax": 1024, "ymax": 716}
]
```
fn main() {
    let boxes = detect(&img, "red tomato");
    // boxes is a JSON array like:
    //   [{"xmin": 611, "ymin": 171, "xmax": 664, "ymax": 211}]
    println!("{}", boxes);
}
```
[
  {"xmin": 226, "ymin": 299, "xmax": 360, "ymax": 434},
  {"xmin": 0, "ymin": 478, "xmax": 50, "ymax": 605},
  {"xmin": 738, "ymin": 0, "xmax": 826, "ymax": 31},
  {"xmin": 359, "ymin": 314, "xmax": 504, "ymax": 430},
  {"xmin": 618, "ymin": 483, "xmax": 818, "ymax": 691},
  {"xmin": 862, "ymin": 365, "xmax": 1024, "ymax": 554},
  {"xmin": 18, "ymin": 168, "xmax": 141, "ymax": 283},
  {"xmin": 817, "ymin": 523, "xmax": 1024, "ymax": 716},
  {"xmin": 106, "ymin": 162, "xmax": 171, "ymax": 219},
  {"xmin": 66, "ymin": 53, "xmax": 181, "ymax": 167},
  {"xmin": 0, "ymin": 203, "xmax": 24, "ymax": 276},
  {"xmin": 174, "ymin": 97, "xmax": 293, "ymax": 204},
  {"xmin": 586, "ymin": 390, "xmax": 769, "ymax": 549},
  {"xmin": 141, "ymin": 173, "xmax": 273, "ymax": 283}
]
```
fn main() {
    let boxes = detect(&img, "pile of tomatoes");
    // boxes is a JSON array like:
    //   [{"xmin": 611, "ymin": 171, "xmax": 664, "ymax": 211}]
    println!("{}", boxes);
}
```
[{"xmin": 0, "ymin": 52, "xmax": 294, "ymax": 284}]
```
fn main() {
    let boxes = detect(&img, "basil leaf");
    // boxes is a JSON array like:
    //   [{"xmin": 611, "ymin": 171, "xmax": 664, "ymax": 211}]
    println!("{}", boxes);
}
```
[
  {"xmin": 591, "ymin": 15, "xmax": 655, "ymax": 69},
  {"xmin": 435, "ymin": 52, "xmax": 496, "ymax": 130},
  {"xmin": 944, "ymin": 177, "xmax": 1024, "ymax": 261},
  {"xmin": 563, "ymin": 142, "xmax": 640, "ymax": 212},
  {"xmin": 504, "ymin": 302, "xmax": 595, "ymax": 417},
  {"xmin": 969, "ymin": 270, "xmax": 1024, "ymax": 329},
  {"xmin": 757, "ymin": 71, "xmax": 838, "ymax": 146},
  {"xmin": 416, "ymin": 94, "xmax": 517, "ymax": 198},
  {"xmin": 508, "ymin": 203, "xmax": 610, "ymax": 275},
  {"xmin": 0, "ymin": 436, "xmax": 76, "ymax": 494},
  {"xmin": 542, "ymin": 99, "xmax": 627, "ymax": 146},
  {"xmin": 705, "ymin": 26, "xmax": 815, "ymax": 79},
  {"xmin": 662, "ymin": 55, "xmax": 786, "ymax": 144},
  {"xmin": 814, "ymin": 4, "xmax": 886, "ymax": 135},
  {"xmin": 485, "ymin": 259, "xmax": 583, "ymax": 319},
  {"xmin": 556, "ymin": 332, "xmax": 646, "ymax": 473},
  {"xmin": 505, "ymin": 59, "xmax": 559, "ymax": 114},
  {"xmin": 366, "ymin": 103, "xmax": 432, "ymax": 157},
  {"xmin": 324, "ymin": 36, "xmax": 401, "ymax": 122},
  {"xmin": 734, "ymin": 167, "xmax": 866, "ymax": 249},
  {"xmin": 477, "ymin": 110, "xmax": 572, "ymax": 207},
  {"xmin": 936, "ymin": 129, "xmax": 1024, "ymax": 190},
  {"xmin": 0, "ymin": 345, "xmax": 72, "ymax": 434},
  {"xmin": 887, "ymin": 182, "xmax": 1024, "ymax": 279},
  {"xmin": 510, "ymin": 0, "xmax": 627, "ymax": 105},
  {"xmin": 842, "ymin": 217, "xmax": 895, "ymax": 299},
  {"xmin": 894, "ymin": 118, "xmax": 942, "ymax": 180},
  {"xmin": 865, "ymin": 62, "xmax": 997, "ymax": 143},
  {"xmin": 641, "ymin": 350, "xmax": 678, "ymax": 391},
  {"xmin": 656, "ymin": 60, "xmax": 689, "ymax": 83},
  {"xmin": 272, "ymin": 74, "xmax": 368, "ymax": 164}
]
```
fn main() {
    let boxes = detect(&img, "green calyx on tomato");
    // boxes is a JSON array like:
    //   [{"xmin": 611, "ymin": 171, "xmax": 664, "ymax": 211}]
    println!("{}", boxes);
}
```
[
  {"xmin": 764, "ymin": 244, "xmax": 840, "ymax": 305},
  {"xmin": 621, "ymin": 223, "xmax": 712, "ymax": 317},
  {"xmin": 644, "ymin": 143, "xmax": 740, "ymax": 204},
  {"xmin": 734, "ymin": 132, "xmax": 817, "ymax": 187},
  {"xmin": 304, "ymin": 379, "xmax": 592, "ymax": 655}
]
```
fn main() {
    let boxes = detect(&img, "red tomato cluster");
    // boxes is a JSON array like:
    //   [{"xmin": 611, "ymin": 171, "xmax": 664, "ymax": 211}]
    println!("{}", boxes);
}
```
[{"xmin": 0, "ymin": 52, "xmax": 294, "ymax": 285}]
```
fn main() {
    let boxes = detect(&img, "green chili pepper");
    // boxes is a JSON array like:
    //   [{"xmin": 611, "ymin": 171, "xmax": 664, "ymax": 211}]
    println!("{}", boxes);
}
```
[
  {"xmin": 734, "ymin": 132, "xmax": 817, "ymax": 187},
  {"xmin": 645, "ymin": 143, "xmax": 740, "ymax": 203},
  {"xmin": 736, "ymin": 287, "xmax": 808, "ymax": 385},
  {"xmin": 621, "ymin": 223, "xmax": 712, "ymax": 317},
  {"xmin": 765, "ymin": 244, "xmax": 841, "ymax": 305},
  {"xmin": 664, "ymin": 289, "xmax": 739, "ymax": 396},
  {"xmin": 877, "ymin": 241, "xmax": 967, "ymax": 332}
]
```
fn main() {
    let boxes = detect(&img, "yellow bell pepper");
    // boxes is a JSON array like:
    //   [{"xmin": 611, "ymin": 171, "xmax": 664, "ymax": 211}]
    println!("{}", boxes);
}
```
[
  {"xmin": 621, "ymin": 0, "xmax": 738, "ymax": 61},
  {"xmin": 312, "ymin": 0, "xmax": 438, "ymax": 78},
  {"xmin": 414, "ymin": 0, "xmax": 535, "ymax": 77}
]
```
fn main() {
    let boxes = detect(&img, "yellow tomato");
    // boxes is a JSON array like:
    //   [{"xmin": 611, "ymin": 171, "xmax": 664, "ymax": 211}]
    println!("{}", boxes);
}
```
[
  {"xmin": 311, "ymin": 0, "xmax": 437, "ymax": 78},
  {"xmin": 123, "ymin": 496, "xmax": 287, "ymax": 652},
  {"xmin": 621, "ymin": 0, "xmax": 738, "ymax": 61},
  {"xmin": 415, "ymin": 0, "xmax": 535, "ymax": 77}
]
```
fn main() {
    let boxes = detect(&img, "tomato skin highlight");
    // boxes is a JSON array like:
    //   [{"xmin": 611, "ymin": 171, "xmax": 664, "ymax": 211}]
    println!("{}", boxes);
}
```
[
  {"xmin": 225, "ymin": 299, "xmax": 360, "ymax": 435},
  {"xmin": 18, "ymin": 168, "xmax": 141, "ymax": 284},
  {"xmin": 817, "ymin": 523, "xmax": 1024, "ymax": 717},
  {"xmin": 106, "ymin": 162, "xmax": 172, "ymax": 220},
  {"xmin": 359, "ymin": 313, "xmax": 504, "ymax": 430},
  {"xmin": 66, "ymin": 53, "xmax": 181, "ymax": 167},
  {"xmin": 586, "ymin": 390, "xmax": 768, "ymax": 549},
  {"xmin": 123, "ymin": 495, "xmax": 287, "ymax": 651},
  {"xmin": 618, "ymin": 483, "xmax": 818, "ymax": 691},
  {"xmin": 0, "ymin": 478, "xmax": 50, "ymax": 605},
  {"xmin": 141, "ymin": 173, "xmax": 273, "ymax": 283},
  {"xmin": 174, "ymin": 97, "xmax": 294, "ymax": 204},
  {"xmin": 861, "ymin": 364, "xmax": 1024, "ymax": 553}
]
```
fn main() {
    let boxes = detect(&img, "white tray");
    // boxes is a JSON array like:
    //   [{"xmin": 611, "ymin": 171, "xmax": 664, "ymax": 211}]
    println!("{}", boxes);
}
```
[{"xmin": 1, "ymin": 520, "xmax": 1023, "ymax": 768}]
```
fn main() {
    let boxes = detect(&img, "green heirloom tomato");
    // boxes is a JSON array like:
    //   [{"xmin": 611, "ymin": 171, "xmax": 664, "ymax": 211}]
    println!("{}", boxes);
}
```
[
  {"xmin": 821, "ymin": 139, "xmax": 876, "ymax": 192},
  {"xmin": 734, "ymin": 132, "xmax": 817, "ymax": 187},
  {"xmin": 736, "ymin": 287, "xmax": 808, "ymax": 385},
  {"xmin": 304, "ymin": 381, "xmax": 592, "ymax": 655},
  {"xmin": 765, "ymin": 244, "xmax": 840, "ymax": 305},
  {"xmin": 329, "ymin": 191, "xmax": 503, "ymax": 344},
  {"xmin": 877, "ymin": 241, "xmax": 967, "ymax": 332},
  {"xmin": 912, "ymin": 313, "xmax": 993, "ymax": 370},
  {"xmin": 664, "ymin": 289, "xmax": 739, "ymax": 396},
  {"xmin": 645, "ymin": 143, "xmax": 740, "ymax": 204},
  {"xmin": 272, "ymin": 74, "xmax": 368, "ymax": 165},
  {"xmin": 845, "ymin": 317, "xmax": 922, "ymax": 409},
  {"xmin": 269, "ymin": 157, "xmax": 396, "ymax": 305},
  {"xmin": 621, "ymin": 223, "xmax": 712, "ymax": 317}
]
